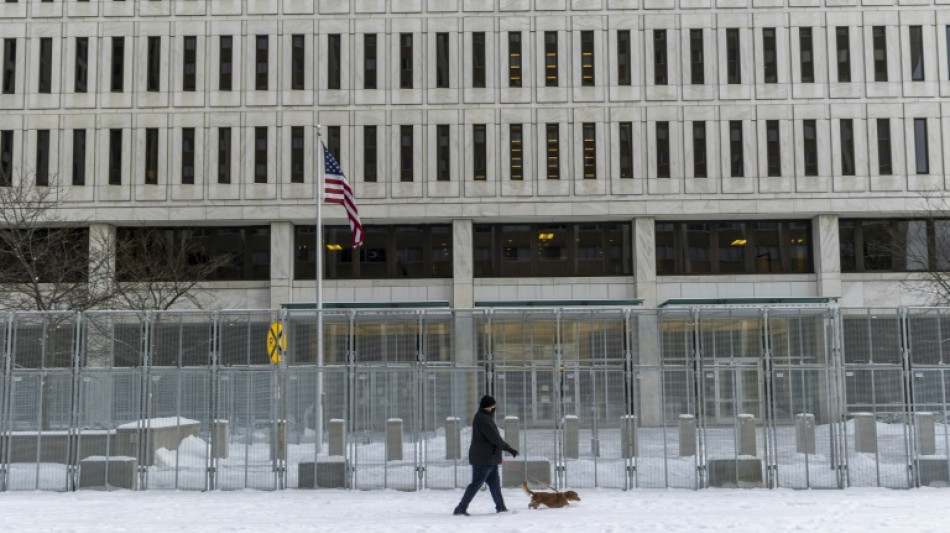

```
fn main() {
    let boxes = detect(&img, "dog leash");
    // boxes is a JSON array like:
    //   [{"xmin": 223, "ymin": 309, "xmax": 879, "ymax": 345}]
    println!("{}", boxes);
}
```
[{"xmin": 502, "ymin": 459, "xmax": 559, "ymax": 493}]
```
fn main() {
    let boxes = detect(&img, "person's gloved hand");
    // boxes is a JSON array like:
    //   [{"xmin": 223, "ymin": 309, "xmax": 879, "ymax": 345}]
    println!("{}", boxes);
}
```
[{"xmin": 509, "ymin": 448, "xmax": 519, "ymax": 458}]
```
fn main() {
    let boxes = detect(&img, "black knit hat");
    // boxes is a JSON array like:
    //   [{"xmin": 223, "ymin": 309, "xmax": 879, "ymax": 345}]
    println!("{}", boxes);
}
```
[{"xmin": 479, "ymin": 395, "xmax": 496, "ymax": 410}]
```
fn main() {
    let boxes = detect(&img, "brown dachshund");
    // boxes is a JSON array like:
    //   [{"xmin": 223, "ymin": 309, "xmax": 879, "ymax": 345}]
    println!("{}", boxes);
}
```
[{"xmin": 521, "ymin": 481, "xmax": 581, "ymax": 509}]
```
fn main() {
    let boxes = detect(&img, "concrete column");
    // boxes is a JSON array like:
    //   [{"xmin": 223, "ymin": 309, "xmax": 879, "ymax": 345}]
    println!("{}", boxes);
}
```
[
  {"xmin": 679, "ymin": 414, "xmax": 696, "ymax": 456},
  {"xmin": 212, "ymin": 420, "xmax": 230, "ymax": 459},
  {"xmin": 452, "ymin": 219, "xmax": 474, "ymax": 309},
  {"xmin": 562, "ymin": 415, "xmax": 579, "ymax": 459},
  {"xmin": 269, "ymin": 221, "xmax": 295, "ymax": 309},
  {"xmin": 634, "ymin": 217, "xmax": 657, "ymax": 307},
  {"xmin": 853, "ymin": 412, "xmax": 877, "ymax": 453},
  {"xmin": 738, "ymin": 414, "xmax": 757, "ymax": 456},
  {"xmin": 917, "ymin": 412, "xmax": 936, "ymax": 455},
  {"xmin": 446, "ymin": 417, "xmax": 461, "ymax": 460},
  {"xmin": 621, "ymin": 415, "xmax": 638, "ymax": 458},
  {"xmin": 328, "ymin": 418, "xmax": 346, "ymax": 456},
  {"xmin": 813, "ymin": 214, "xmax": 841, "ymax": 299},
  {"xmin": 796, "ymin": 413, "xmax": 816, "ymax": 455},
  {"xmin": 386, "ymin": 418, "xmax": 403, "ymax": 461},
  {"xmin": 270, "ymin": 420, "xmax": 287, "ymax": 461},
  {"xmin": 637, "ymin": 313, "xmax": 662, "ymax": 426},
  {"xmin": 88, "ymin": 223, "xmax": 116, "ymax": 302},
  {"xmin": 504, "ymin": 416, "xmax": 520, "ymax": 450}
]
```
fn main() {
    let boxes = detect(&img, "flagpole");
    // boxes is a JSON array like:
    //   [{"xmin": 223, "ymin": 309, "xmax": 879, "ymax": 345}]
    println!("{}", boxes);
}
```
[{"xmin": 315, "ymin": 124, "xmax": 324, "ymax": 454}]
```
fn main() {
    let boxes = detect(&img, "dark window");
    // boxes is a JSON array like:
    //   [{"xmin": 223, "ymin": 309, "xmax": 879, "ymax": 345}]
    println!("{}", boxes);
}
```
[
  {"xmin": 914, "ymin": 118, "xmax": 929, "ymax": 175},
  {"xmin": 690, "ymin": 29, "xmax": 704, "ymax": 85},
  {"xmin": 254, "ymin": 127, "xmax": 267, "ymax": 183},
  {"xmin": 182, "ymin": 36, "xmax": 196, "ymax": 91},
  {"xmin": 510, "ymin": 124, "xmax": 523, "ymax": 181},
  {"xmin": 436, "ymin": 32, "xmax": 450, "ymax": 88},
  {"xmin": 437, "ymin": 124, "xmax": 451, "ymax": 182},
  {"xmin": 840, "ymin": 219, "xmax": 937, "ymax": 273},
  {"xmin": 544, "ymin": 31, "xmax": 558, "ymax": 87},
  {"xmin": 472, "ymin": 124, "xmax": 487, "ymax": 181},
  {"xmin": 582, "ymin": 123, "xmax": 596, "ymax": 179},
  {"xmin": 38, "ymin": 37, "xmax": 52, "ymax": 93},
  {"xmin": 291, "ymin": 34, "xmax": 305, "ymax": 90},
  {"xmin": 763, "ymin": 28, "xmax": 777, "ymax": 83},
  {"xmin": 766, "ymin": 120, "xmax": 781, "ymax": 177},
  {"xmin": 617, "ymin": 30, "xmax": 632, "ymax": 86},
  {"xmin": 219, "ymin": 36, "xmax": 232, "ymax": 91},
  {"xmin": 109, "ymin": 129, "xmax": 122, "ymax": 185},
  {"xmin": 473, "ymin": 222, "xmax": 632, "ymax": 278},
  {"xmin": 111, "ymin": 37, "xmax": 124, "ymax": 92},
  {"xmin": 692, "ymin": 121, "xmax": 706, "ymax": 178},
  {"xmin": 840, "ymin": 119, "xmax": 855, "ymax": 176},
  {"xmin": 656, "ymin": 121, "xmax": 669, "ymax": 178},
  {"xmin": 400, "ymin": 125, "xmax": 413, "ymax": 182},
  {"xmin": 803, "ymin": 119, "xmax": 818, "ymax": 176},
  {"xmin": 508, "ymin": 32, "xmax": 522, "ymax": 88},
  {"xmin": 910, "ymin": 26, "xmax": 925, "ymax": 81},
  {"xmin": 217, "ymin": 127, "xmax": 231, "ymax": 184},
  {"xmin": 729, "ymin": 121, "xmax": 743, "ymax": 177},
  {"xmin": 872, "ymin": 27, "xmax": 887, "ymax": 82},
  {"xmin": 35, "ymin": 130, "xmax": 49, "ymax": 186},
  {"xmin": 75, "ymin": 37, "xmax": 87, "ymax": 93},
  {"xmin": 255, "ymin": 35, "xmax": 268, "ymax": 90},
  {"xmin": 472, "ymin": 32, "xmax": 485, "ymax": 88},
  {"xmin": 327, "ymin": 34, "xmax": 341, "ymax": 90},
  {"xmin": 799, "ymin": 27, "xmax": 814, "ymax": 83},
  {"xmin": 290, "ymin": 126, "xmax": 304, "ymax": 184},
  {"xmin": 2, "ymin": 39, "xmax": 14, "ymax": 94},
  {"xmin": 0, "ymin": 130, "xmax": 11, "ymax": 186},
  {"xmin": 947, "ymin": 26, "xmax": 950, "ymax": 81},
  {"xmin": 327, "ymin": 125, "xmax": 341, "ymax": 166},
  {"xmin": 836, "ymin": 27, "xmax": 851, "ymax": 83},
  {"xmin": 144, "ymin": 128, "xmax": 158, "ymax": 185},
  {"xmin": 580, "ymin": 30, "xmax": 594, "ymax": 86},
  {"xmin": 654, "ymin": 30, "xmax": 667, "ymax": 85},
  {"xmin": 619, "ymin": 122, "xmax": 633, "ymax": 179},
  {"xmin": 147, "ymin": 36, "xmax": 160, "ymax": 92},
  {"xmin": 72, "ymin": 129, "xmax": 86, "ymax": 186},
  {"xmin": 726, "ymin": 28, "xmax": 741, "ymax": 84},
  {"xmin": 182, "ymin": 127, "xmax": 195, "ymax": 184},
  {"xmin": 363, "ymin": 126, "xmax": 377, "ymax": 183},
  {"xmin": 546, "ymin": 123, "xmax": 559, "ymax": 180},
  {"xmin": 877, "ymin": 118, "xmax": 892, "ymax": 175},
  {"xmin": 399, "ymin": 33, "xmax": 413, "ymax": 89},
  {"xmin": 364, "ymin": 34, "xmax": 377, "ymax": 89}
]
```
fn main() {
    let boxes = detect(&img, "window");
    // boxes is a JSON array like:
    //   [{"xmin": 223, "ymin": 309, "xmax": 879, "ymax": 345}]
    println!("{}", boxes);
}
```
[
  {"xmin": 546, "ymin": 123, "xmax": 559, "ymax": 179},
  {"xmin": 364, "ymin": 34, "xmax": 377, "ymax": 89},
  {"xmin": 839, "ymin": 119, "xmax": 855, "ymax": 176},
  {"xmin": 363, "ymin": 126, "xmax": 377, "ymax": 183},
  {"xmin": 654, "ymin": 30, "xmax": 667, "ymax": 85},
  {"xmin": 147, "ymin": 36, "xmax": 160, "ymax": 92},
  {"xmin": 182, "ymin": 36, "xmax": 196, "ymax": 91},
  {"xmin": 437, "ymin": 125, "xmax": 451, "ymax": 182},
  {"xmin": 289, "ymin": 126, "xmax": 303, "ymax": 184},
  {"xmin": 872, "ymin": 27, "xmax": 887, "ymax": 82},
  {"xmin": 473, "ymin": 124, "xmax": 487, "ymax": 181},
  {"xmin": 803, "ymin": 120, "xmax": 818, "ymax": 176},
  {"xmin": 2, "ymin": 39, "xmax": 14, "ymax": 94},
  {"xmin": 580, "ymin": 30, "xmax": 594, "ymax": 86},
  {"xmin": 75, "ymin": 37, "xmax": 87, "ymax": 93},
  {"xmin": 254, "ymin": 127, "xmax": 267, "ymax": 183},
  {"xmin": 72, "ymin": 129, "xmax": 86, "ymax": 186},
  {"xmin": 914, "ymin": 118, "xmax": 929, "ymax": 175},
  {"xmin": 656, "ymin": 121, "xmax": 669, "ymax": 178},
  {"xmin": 729, "ymin": 121, "xmax": 743, "ymax": 177},
  {"xmin": 508, "ymin": 32, "xmax": 522, "ymax": 88},
  {"xmin": 617, "ymin": 30, "xmax": 632, "ymax": 86},
  {"xmin": 690, "ymin": 29, "xmax": 704, "ymax": 85},
  {"xmin": 326, "ymin": 126, "xmax": 341, "ymax": 166},
  {"xmin": 726, "ymin": 29, "xmax": 741, "ymax": 84},
  {"xmin": 255, "ymin": 35, "xmax": 268, "ymax": 90},
  {"xmin": 766, "ymin": 120, "xmax": 780, "ymax": 177},
  {"xmin": 109, "ymin": 129, "xmax": 122, "ymax": 185},
  {"xmin": 510, "ymin": 124, "xmax": 523, "ymax": 181},
  {"xmin": 692, "ymin": 121, "xmax": 706, "ymax": 178},
  {"xmin": 582, "ymin": 123, "xmax": 596, "ymax": 179},
  {"xmin": 399, "ymin": 33, "xmax": 412, "ymax": 89},
  {"xmin": 219, "ymin": 36, "xmax": 232, "ymax": 91},
  {"xmin": 0, "ymin": 130, "xmax": 11, "ymax": 186},
  {"xmin": 400, "ymin": 125, "xmax": 413, "ymax": 182},
  {"xmin": 472, "ymin": 32, "xmax": 485, "ymax": 88},
  {"xmin": 327, "ymin": 34, "xmax": 341, "ymax": 90},
  {"xmin": 291, "ymin": 34, "xmax": 305, "ymax": 90},
  {"xmin": 38, "ymin": 37, "xmax": 52, "ymax": 94},
  {"xmin": 799, "ymin": 27, "xmax": 814, "ymax": 83},
  {"xmin": 182, "ymin": 127, "xmax": 195, "ymax": 185},
  {"xmin": 877, "ymin": 119, "xmax": 892, "ymax": 175},
  {"xmin": 36, "ymin": 130, "xmax": 49, "ymax": 186},
  {"xmin": 144, "ymin": 128, "xmax": 158, "ymax": 185},
  {"xmin": 947, "ymin": 26, "xmax": 950, "ymax": 81},
  {"xmin": 910, "ymin": 26, "xmax": 924, "ymax": 81},
  {"xmin": 763, "ymin": 28, "xmax": 777, "ymax": 84},
  {"xmin": 544, "ymin": 31, "xmax": 558, "ymax": 87},
  {"xmin": 840, "ymin": 219, "xmax": 938, "ymax": 273},
  {"xmin": 836, "ymin": 27, "xmax": 850, "ymax": 83},
  {"xmin": 619, "ymin": 122, "xmax": 633, "ymax": 179},
  {"xmin": 111, "ymin": 37, "xmax": 124, "ymax": 92},
  {"xmin": 217, "ymin": 127, "xmax": 231, "ymax": 184},
  {"xmin": 436, "ymin": 32, "xmax": 450, "ymax": 88}
]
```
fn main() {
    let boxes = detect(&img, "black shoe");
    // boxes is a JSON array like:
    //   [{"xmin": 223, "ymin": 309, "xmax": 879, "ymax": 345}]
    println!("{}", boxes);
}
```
[
  {"xmin": 497, "ymin": 508, "xmax": 509, "ymax": 513},
  {"xmin": 453, "ymin": 509, "xmax": 469, "ymax": 516}
]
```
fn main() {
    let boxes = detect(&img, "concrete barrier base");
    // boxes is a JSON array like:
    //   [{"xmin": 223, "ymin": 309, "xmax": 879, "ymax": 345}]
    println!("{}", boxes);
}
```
[
  {"xmin": 501, "ymin": 459, "xmax": 551, "ymax": 488},
  {"xmin": 707, "ymin": 459, "xmax": 763, "ymax": 488},
  {"xmin": 79, "ymin": 456, "xmax": 137, "ymax": 490},
  {"xmin": 298, "ymin": 460, "xmax": 348, "ymax": 489}
]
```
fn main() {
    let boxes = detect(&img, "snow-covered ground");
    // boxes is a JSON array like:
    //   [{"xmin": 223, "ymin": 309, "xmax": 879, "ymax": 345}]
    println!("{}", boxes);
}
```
[{"xmin": 1, "ymin": 486, "xmax": 948, "ymax": 532}]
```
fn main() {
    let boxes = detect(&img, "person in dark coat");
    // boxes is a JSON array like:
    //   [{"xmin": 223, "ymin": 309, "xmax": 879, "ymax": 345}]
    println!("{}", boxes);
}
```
[{"xmin": 453, "ymin": 395, "xmax": 518, "ymax": 516}]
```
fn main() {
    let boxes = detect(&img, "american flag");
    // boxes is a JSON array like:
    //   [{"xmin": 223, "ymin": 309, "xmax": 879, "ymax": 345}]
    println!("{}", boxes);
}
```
[{"xmin": 322, "ymin": 143, "xmax": 363, "ymax": 247}]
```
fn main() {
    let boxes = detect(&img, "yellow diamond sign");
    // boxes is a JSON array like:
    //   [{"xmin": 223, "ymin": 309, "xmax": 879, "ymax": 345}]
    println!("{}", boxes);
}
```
[{"xmin": 267, "ymin": 322, "xmax": 286, "ymax": 364}]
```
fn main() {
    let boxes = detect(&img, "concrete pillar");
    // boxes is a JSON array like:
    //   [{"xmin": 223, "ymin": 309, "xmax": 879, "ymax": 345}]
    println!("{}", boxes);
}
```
[
  {"xmin": 270, "ymin": 420, "xmax": 287, "ymax": 461},
  {"xmin": 562, "ymin": 415, "xmax": 579, "ymax": 459},
  {"xmin": 452, "ymin": 219, "xmax": 474, "ymax": 309},
  {"xmin": 637, "ymin": 313, "xmax": 662, "ymax": 426},
  {"xmin": 853, "ymin": 413, "xmax": 877, "ymax": 453},
  {"xmin": 212, "ymin": 420, "xmax": 230, "ymax": 459},
  {"xmin": 328, "ymin": 418, "xmax": 346, "ymax": 456},
  {"xmin": 634, "ymin": 217, "xmax": 657, "ymax": 307},
  {"xmin": 679, "ymin": 414, "xmax": 696, "ymax": 456},
  {"xmin": 88, "ymin": 223, "xmax": 116, "ymax": 303},
  {"xmin": 386, "ymin": 418, "xmax": 403, "ymax": 461},
  {"xmin": 621, "ymin": 415, "xmax": 638, "ymax": 458},
  {"xmin": 813, "ymin": 214, "xmax": 842, "ymax": 299},
  {"xmin": 504, "ymin": 416, "xmax": 520, "ymax": 450},
  {"xmin": 269, "ymin": 221, "xmax": 294, "ymax": 309},
  {"xmin": 796, "ymin": 413, "xmax": 816, "ymax": 455},
  {"xmin": 917, "ymin": 412, "xmax": 936, "ymax": 456},
  {"xmin": 446, "ymin": 417, "xmax": 461, "ymax": 460},
  {"xmin": 738, "ymin": 414, "xmax": 757, "ymax": 456}
]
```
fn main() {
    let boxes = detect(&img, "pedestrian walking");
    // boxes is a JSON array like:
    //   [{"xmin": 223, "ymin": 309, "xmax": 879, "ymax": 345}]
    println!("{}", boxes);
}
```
[{"xmin": 453, "ymin": 395, "xmax": 518, "ymax": 516}]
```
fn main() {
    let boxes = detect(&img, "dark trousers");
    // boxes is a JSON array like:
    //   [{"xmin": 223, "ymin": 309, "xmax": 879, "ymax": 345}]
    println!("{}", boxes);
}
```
[{"xmin": 455, "ymin": 464, "xmax": 506, "ymax": 512}]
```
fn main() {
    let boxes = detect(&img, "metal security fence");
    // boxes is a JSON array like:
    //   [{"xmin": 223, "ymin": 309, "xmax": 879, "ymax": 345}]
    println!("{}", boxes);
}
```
[{"xmin": 3, "ymin": 306, "xmax": 950, "ymax": 492}]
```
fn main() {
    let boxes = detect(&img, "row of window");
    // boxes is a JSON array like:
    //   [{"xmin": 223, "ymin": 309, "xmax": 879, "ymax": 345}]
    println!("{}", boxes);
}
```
[{"xmin": 2, "ymin": 25, "xmax": 949, "ymax": 97}]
